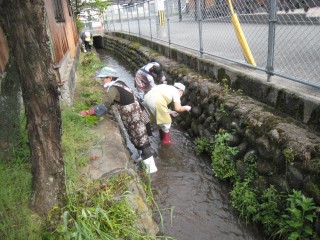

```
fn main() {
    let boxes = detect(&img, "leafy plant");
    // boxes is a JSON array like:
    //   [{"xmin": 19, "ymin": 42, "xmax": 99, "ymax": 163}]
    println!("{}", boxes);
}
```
[
  {"xmin": 255, "ymin": 186, "xmax": 283, "ymax": 235},
  {"xmin": 243, "ymin": 155, "xmax": 257, "ymax": 181},
  {"xmin": 284, "ymin": 147, "xmax": 295, "ymax": 163},
  {"xmin": 275, "ymin": 190, "xmax": 319, "ymax": 240},
  {"xmin": 230, "ymin": 180, "xmax": 259, "ymax": 223},
  {"xmin": 80, "ymin": 52, "xmax": 104, "ymax": 75},
  {"xmin": 74, "ymin": 17, "xmax": 84, "ymax": 33},
  {"xmin": 210, "ymin": 131, "xmax": 238, "ymax": 182},
  {"xmin": 194, "ymin": 137, "xmax": 211, "ymax": 155},
  {"xmin": 71, "ymin": 0, "xmax": 110, "ymax": 16},
  {"xmin": 80, "ymin": 78, "xmax": 100, "ymax": 87},
  {"xmin": 80, "ymin": 89, "xmax": 102, "ymax": 106}
]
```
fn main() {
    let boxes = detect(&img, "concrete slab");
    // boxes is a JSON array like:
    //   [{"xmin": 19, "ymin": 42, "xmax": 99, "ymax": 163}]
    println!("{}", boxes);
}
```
[{"xmin": 87, "ymin": 117, "xmax": 131, "ymax": 180}]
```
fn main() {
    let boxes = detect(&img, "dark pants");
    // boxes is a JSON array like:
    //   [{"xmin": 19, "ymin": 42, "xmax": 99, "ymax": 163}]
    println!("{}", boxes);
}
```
[{"xmin": 84, "ymin": 41, "xmax": 91, "ymax": 52}]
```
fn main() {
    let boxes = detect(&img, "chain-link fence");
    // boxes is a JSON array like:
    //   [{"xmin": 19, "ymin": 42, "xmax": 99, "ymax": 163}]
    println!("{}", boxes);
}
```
[{"xmin": 103, "ymin": 0, "xmax": 320, "ymax": 88}]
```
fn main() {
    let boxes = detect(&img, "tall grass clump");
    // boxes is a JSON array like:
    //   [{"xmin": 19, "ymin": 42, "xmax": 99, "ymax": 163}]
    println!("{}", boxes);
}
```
[
  {"xmin": 0, "ymin": 116, "xmax": 42, "ymax": 239},
  {"xmin": 61, "ymin": 109, "xmax": 96, "ymax": 191},
  {"xmin": 44, "ymin": 173, "xmax": 155, "ymax": 239}
]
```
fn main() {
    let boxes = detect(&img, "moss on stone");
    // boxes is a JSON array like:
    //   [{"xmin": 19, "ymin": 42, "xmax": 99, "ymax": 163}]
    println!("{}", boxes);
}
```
[
  {"xmin": 217, "ymin": 68, "xmax": 230, "ymax": 84},
  {"xmin": 304, "ymin": 181, "xmax": 320, "ymax": 205},
  {"xmin": 179, "ymin": 67, "xmax": 190, "ymax": 76}
]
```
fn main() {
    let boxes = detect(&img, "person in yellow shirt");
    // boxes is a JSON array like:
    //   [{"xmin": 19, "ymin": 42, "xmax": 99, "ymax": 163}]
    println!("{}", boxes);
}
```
[{"xmin": 143, "ymin": 83, "xmax": 191, "ymax": 144}]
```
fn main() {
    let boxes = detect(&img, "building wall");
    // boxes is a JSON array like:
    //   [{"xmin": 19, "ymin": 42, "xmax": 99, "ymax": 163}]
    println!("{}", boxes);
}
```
[{"xmin": 44, "ymin": 0, "xmax": 79, "ymax": 64}]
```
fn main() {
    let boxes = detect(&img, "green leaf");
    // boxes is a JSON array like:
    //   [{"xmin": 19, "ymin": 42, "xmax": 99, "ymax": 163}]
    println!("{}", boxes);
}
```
[
  {"xmin": 303, "ymin": 226, "xmax": 313, "ymax": 235},
  {"xmin": 288, "ymin": 231, "xmax": 300, "ymax": 240}
]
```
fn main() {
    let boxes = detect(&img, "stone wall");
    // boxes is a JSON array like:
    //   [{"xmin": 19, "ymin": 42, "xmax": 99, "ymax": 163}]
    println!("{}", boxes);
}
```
[
  {"xmin": 58, "ymin": 44, "xmax": 81, "ymax": 106},
  {"xmin": 102, "ymin": 33, "xmax": 320, "ymax": 206}
]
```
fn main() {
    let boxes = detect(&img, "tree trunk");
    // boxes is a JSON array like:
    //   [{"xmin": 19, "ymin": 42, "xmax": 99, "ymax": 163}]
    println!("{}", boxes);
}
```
[
  {"xmin": 0, "ymin": 0, "xmax": 65, "ymax": 215},
  {"xmin": 0, "ymin": 59, "xmax": 21, "ymax": 161}
]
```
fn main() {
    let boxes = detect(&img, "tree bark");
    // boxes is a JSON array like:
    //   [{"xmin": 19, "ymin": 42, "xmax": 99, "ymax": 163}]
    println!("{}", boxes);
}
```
[{"xmin": 0, "ymin": 0, "xmax": 65, "ymax": 215}]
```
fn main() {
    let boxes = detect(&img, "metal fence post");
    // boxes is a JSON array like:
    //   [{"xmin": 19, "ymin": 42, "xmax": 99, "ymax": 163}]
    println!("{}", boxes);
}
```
[
  {"xmin": 137, "ymin": 4, "xmax": 141, "ymax": 35},
  {"xmin": 165, "ymin": 0, "xmax": 171, "ymax": 46},
  {"xmin": 105, "ymin": 12, "xmax": 109, "ymax": 31},
  {"xmin": 131, "ymin": 6, "xmax": 134, "ymax": 33},
  {"xmin": 127, "ymin": 6, "xmax": 130, "ymax": 33},
  {"xmin": 112, "ymin": 10, "xmax": 115, "ymax": 31},
  {"xmin": 178, "ymin": 0, "xmax": 182, "ymax": 22},
  {"xmin": 118, "ymin": 6, "xmax": 123, "ymax": 31},
  {"xmin": 197, "ymin": 0, "xmax": 203, "ymax": 56},
  {"xmin": 148, "ymin": 1, "xmax": 153, "ymax": 40},
  {"xmin": 266, "ymin": 0, "xmax": 277, "ymax": 82}
]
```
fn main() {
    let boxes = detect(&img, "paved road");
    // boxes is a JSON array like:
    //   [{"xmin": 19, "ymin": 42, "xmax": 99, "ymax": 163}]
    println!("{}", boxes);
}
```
[{"xmin": 109, "ymin": 18, "xmax": 320, "ymax": 88}]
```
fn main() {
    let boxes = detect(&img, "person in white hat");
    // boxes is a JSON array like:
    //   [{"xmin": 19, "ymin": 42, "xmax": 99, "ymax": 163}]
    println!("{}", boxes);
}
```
[
  {"xmin": 81, "ymin": 31, "xmax": 93, "ymax": 52},
  {"xmin": 80, "ymin": 67, "xmax": 157, "ymax": 174},
  {"xmin": 143, "ymin": 82, "xmax": 192, "ymax": 144}
]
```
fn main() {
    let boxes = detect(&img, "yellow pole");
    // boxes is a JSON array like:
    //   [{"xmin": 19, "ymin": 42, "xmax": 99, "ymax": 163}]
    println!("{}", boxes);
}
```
[
  {"xmin": 227, "ymin": 0, "xmax": 256, "ymax": 66},
  {"xmin": 158, "ymin": 10, "xmax": 165, "ymax": 26}
]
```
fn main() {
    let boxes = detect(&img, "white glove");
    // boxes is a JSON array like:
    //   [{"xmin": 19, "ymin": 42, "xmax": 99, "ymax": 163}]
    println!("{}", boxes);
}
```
[
  {"xmin": 185, "ymin": 105, "xmax": 191, "ymax": 112},
  {"xmin": 167, "ymin": 109, "xmax": 179, "ymax": 117}
]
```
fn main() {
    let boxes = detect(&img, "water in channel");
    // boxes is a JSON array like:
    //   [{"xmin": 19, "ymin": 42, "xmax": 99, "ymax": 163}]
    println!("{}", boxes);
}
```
[{"xmin": 96, "ymin": 49, "xmax": 265, "ymax": 240}]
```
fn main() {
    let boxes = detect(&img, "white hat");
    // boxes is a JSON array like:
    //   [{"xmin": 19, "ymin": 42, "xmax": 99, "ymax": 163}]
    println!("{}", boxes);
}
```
[
  {"xmin": 174, "ymin": 82, "xmax": 186, "ymax": 92},
  {"xmin": 96, "ymin": 67, "xmax": 118, "ymax": 78},
  {"xmin": 84, "ymin": 31, "xmax": 91, "ymax": 41}
]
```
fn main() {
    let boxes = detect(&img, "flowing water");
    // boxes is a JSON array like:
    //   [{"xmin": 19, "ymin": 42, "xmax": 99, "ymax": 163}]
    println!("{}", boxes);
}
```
[{"xmin": 96, "ymin": 49, "xmax": 265, "ymax": 240}]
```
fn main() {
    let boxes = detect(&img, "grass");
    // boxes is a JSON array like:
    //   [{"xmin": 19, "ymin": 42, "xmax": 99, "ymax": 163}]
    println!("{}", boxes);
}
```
[
  {"xmin": 0, "ymin": 116, "xmax": 42, "ymax": 239},
  {"xmin": 43, "ymin": 174, "xmax": 150, "ymax": 240},
  {"xmin": 0, "ymin": 158, "xmax": 42, "ymax": 240}
]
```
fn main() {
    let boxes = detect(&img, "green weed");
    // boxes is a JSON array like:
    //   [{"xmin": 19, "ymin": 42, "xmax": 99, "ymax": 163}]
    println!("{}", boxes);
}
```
[
  {"xmin": 230, "ymin": 180, "xmax": 259, "ymax": 223},
  {"xmin": 79, "ymin": 52, "xmax": 104, "ymax": 76},
  {"xmin": 243, "ymin": 155, "xmax": 257, "ymax": 181},
  {"xmin": 284, "ymin": 147, "xmax": 295, "ymax": 163},
  {"xmin": 194, "ymin": 137, "xmax": 211, "ymax": 155},
  {"xmin": 255, "ymin": 186, "xmax": 283, "ymax": 235},
  {"xmin": 275, "ymin": 190, "xmax": 319, "ymax": 240},
  {"xmin": 210, "ymin": 131, "xmax": 238, "ymax": 182}
]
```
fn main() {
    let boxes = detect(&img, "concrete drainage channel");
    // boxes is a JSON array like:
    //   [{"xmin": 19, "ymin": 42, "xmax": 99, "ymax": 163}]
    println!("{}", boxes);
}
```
[{"xmin": 94, "ymin": 51, "xmax": 266, "ymax": 239}]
